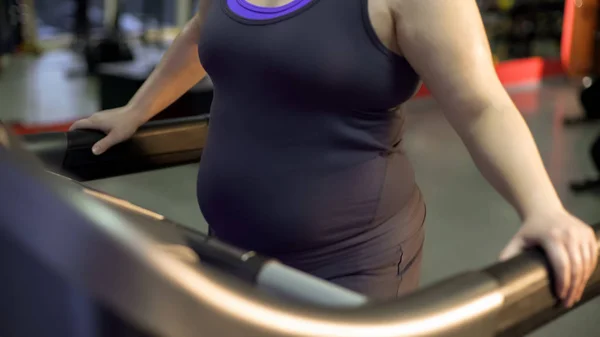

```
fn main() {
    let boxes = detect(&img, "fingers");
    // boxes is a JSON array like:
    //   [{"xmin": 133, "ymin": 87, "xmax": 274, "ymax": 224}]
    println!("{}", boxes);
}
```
[
  {"xmin": 588, "ymin": 233, "xmax": 599, "ymax": 278},
  {"xmin": 69, "ymin": 118, "xmax": 95, "ymax": 131},
  {"xmin": 92, "ymin": 132, "xmax": 121, "ymax": 155},
  {"xmin": 506, "ymin": 217, "xmax": 598, "ymax": 309},
  {"xmin": 545, "ymin": 226, "xmax": 598, "ymax": 308},
  {"xmin": 565, "ymin": 237, "xmax": 584, "ymax": 307},
  {"xmin": 578, "ymin": 243, "xmax": 592, "ymax": 301},
  {"xmin": 69, "ymin": 113, "xmax": 122, "ymax": 155},
  {"xmin": 499, "ymin": 238, "xmax": 525, "ymax": 261},
  {"xmin": 571, "ymin": 227, "xmax": 599, "ymax": 305},
  {"xmin": 581, "ymin": 228, "xmax": 599, "ymax": 300},
  {"xmin": 69, "ymin": 118, "xmax": 111, "ymax": 155},
  {"xmin": 540, "ymin": 237, "xmax": 571, "ymax": 300}
]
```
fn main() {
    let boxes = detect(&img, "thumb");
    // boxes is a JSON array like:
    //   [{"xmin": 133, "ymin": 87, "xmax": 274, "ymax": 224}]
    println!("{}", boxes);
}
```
[
  {"xmin": 499, "ymin": 237, "xmax": 526, "ymax": 261},
  {"xmin": 91, "ymin": 133, "xmax": 120, "ymax": 155}
]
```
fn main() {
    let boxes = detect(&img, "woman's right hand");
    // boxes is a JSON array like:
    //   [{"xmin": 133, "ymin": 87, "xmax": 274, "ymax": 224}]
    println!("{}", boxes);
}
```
[{"xmin": 70, "ymin": 106, "xmax": 148, "ymax": 155}]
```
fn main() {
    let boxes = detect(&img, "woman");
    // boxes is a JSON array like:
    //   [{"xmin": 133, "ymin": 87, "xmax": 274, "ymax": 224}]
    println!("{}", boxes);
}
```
[{"xmin": 72, "ymin": 0, "xmax": 597, "ymax": 305}]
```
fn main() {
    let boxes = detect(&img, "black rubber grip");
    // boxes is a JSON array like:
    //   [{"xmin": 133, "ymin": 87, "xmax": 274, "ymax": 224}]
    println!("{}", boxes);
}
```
[
  {"xmin": 22, "ymin": 115, "xmax": 209, "ymax": 181},
  {"xmin": 185, "ymin": 232, "xmax": 269, "ymax": 285}
]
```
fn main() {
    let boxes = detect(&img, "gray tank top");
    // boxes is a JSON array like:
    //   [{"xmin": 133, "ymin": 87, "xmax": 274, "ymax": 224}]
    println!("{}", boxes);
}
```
[{"xmin": 196, "ymin": 0, "xmax": 422, "ymax": 261}]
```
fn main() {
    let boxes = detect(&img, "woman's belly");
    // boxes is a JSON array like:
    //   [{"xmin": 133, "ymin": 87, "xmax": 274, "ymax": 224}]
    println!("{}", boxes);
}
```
[{"xmin": 196, "ymin": 147, "xmax": 417, "ymax": 255}]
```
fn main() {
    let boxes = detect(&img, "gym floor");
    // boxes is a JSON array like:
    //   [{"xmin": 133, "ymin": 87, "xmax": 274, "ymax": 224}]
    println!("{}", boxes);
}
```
[{"xmin": 2, "ymin": 51, "xmax": 600, "ymax": 336}]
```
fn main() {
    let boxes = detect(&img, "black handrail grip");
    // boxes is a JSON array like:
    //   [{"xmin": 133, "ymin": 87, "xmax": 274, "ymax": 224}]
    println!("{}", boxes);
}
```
[
  {"xmin": 21, "ymin": 131, "xmax": 68, "ymax": 172},
  {"xmin": 22, "ymin": 115, "xmax": 210, "ymax": 181},
  {"xmin": 486, "ymin": 224, "xmax": 600, "ymax": 336}
]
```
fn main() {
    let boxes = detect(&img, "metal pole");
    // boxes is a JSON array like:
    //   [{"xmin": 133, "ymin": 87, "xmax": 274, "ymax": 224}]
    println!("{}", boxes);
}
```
[
  {"xmin": 18, "ymin": 0, "xmax": 41, "ymax": 54},
  {"xmin": 176, "ymin": 0, "xmax": 192, "ymax": 28},
  {"xmin": 103, "ymin": 0, "xmax": 118, "ymax": 29}
]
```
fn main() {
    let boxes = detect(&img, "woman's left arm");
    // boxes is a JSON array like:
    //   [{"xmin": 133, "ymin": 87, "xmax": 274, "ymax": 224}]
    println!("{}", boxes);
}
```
[{"xmin": 389, "ymin": 0, "xmax": 597, "ymax": 307}]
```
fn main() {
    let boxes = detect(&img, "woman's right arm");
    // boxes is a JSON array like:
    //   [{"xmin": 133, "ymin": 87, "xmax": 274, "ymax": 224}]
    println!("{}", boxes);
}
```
[
  {"xmin": 127, "ymin": 2, "xmax": 210, "ymax": 122},
  {"xmin": 71, "ymin": 1, "xmax": 211, "ymax": 155}
]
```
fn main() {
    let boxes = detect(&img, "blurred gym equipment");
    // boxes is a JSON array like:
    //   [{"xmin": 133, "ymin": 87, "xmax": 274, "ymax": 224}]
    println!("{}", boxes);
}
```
[
  {"xmin": 562, "ymin": 0, "xmax": 600, "ymax": 78},
  {"xmin": 482, "ymin": 0, "xmax": 563, "ymax": 62},
  {"xmin": 70, "ymin": 0, "xmax": 134, "ymax": 75},
  {"xmin": 94, "ymin": 0, "xmax": 202, "ymax": 114},
  {"xmin": 570, "ymin": 131, "xmax": 600, "ymax": 192},
  {"xmin": 565, "ymin": 0, "xmax": 600, "ymax": 192},
  {"xmin": 0, "ymin": 0, "xmax": 22, "ymax": 72},
  {"xmin": 97, "ymin": 64, "xmax": 213, "ymax": 117},
  {"xmin": 564, "ymin": 0, "xmax": 600, "ymax": 125}
]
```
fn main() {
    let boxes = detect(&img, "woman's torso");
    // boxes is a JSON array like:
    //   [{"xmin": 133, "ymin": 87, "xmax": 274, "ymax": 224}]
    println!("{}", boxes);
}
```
[{"xmin": 196, "ymin": 0, "xmax": 423, "ymax": 259}]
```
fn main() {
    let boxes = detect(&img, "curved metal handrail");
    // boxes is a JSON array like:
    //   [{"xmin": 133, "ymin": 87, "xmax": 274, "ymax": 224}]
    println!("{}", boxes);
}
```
[
  {"xmin": 2, "ymin": 122, "xmax": 600, "ymax": 337},
  {"xmin": 485, "ymin": 237, "xmax": 600, "ymax": 336}
]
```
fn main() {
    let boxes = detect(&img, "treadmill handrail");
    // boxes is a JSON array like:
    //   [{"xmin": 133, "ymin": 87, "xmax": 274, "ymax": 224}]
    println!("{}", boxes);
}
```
[
  {"xmin": 4, "ymin": 123, "xmax": 600, "ymax": 337},
  {"xmin": 486, "ymin": 227, "xmax": 600, "ymax": 336},
  {"xmin": 22, "ymin": 115, "xmax": 210, "ymax": 181}
]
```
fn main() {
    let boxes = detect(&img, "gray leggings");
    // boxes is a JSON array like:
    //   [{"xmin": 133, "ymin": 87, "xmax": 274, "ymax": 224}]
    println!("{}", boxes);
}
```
[
  {"xmin": 301, "ymin": 188, "xmax": 426, "ymax": 301},
  {"xmin": 209, "ymin": 189, "xmax": 426, "ymax": 301},
  {"xmin": 329, "ymin": 223, "xmax": 425, "ymax": 300}
]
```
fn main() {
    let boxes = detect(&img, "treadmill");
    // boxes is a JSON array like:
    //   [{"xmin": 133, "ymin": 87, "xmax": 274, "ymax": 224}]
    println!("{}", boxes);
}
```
[{"xmin": 2, "ymin": 117, "xmax": 600, "ymax": 337}]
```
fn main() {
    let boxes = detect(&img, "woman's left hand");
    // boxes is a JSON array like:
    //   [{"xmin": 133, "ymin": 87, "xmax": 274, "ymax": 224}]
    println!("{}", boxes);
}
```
[{"xmin": 499, "ymin": 210, "xmax": 598, "ymax": 308}]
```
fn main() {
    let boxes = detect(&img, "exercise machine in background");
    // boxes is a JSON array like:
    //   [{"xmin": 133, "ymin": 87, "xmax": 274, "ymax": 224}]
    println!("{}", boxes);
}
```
[
  {"xmin": 139, "ymin": 0, "xmax": 169, "ymax": 49},
  {"xmin": 0, "ymin": 0, "xmax": 21, "ymax": 74},
  {"xmin": 565, "ymin": 0, "xmax": 600, "ymax": 192},
  {"xmin": 70, "ymin": 0, "xmax": 195, "ymax": 76},
  {"xmin": 564, "ymin": 0, "xmax": 600, "ymax": 125},
  {"xmin": 69, "ymin": 0, "xmax": 134, "ymax": 76},
  {"xmin": 93, "ymin": 0, "xmax": 203, "ymax": 118},
  {"xmin": 0, "ymin": 0, "xmax": 40, "ymax": 73},
  {"xmin": 481, "ymin": 0, "xmax": 564, "ymax": 62}
]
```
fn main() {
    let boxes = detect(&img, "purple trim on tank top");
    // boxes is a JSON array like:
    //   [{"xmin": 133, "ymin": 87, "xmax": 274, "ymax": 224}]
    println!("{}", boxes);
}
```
[{"xmin": 227, "ymin": 0, "xmax": 313, "ymax": 20}]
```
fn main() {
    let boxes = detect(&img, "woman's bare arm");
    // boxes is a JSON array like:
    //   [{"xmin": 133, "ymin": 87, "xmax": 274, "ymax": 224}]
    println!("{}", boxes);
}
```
[
  {"xmin": 391, "ymin": 0, "xmax": 559, "ymax": 218},
  {"xmin": 390, "ymin": 0, "xmax": 597, "ymax": 307},
  {"xmin": 128, "ymin": 0, "xmax": 211, "ymax": 122},
  {"xmin": 70, "ymin": 1, "xmax": 212, "ymax": 154}
]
